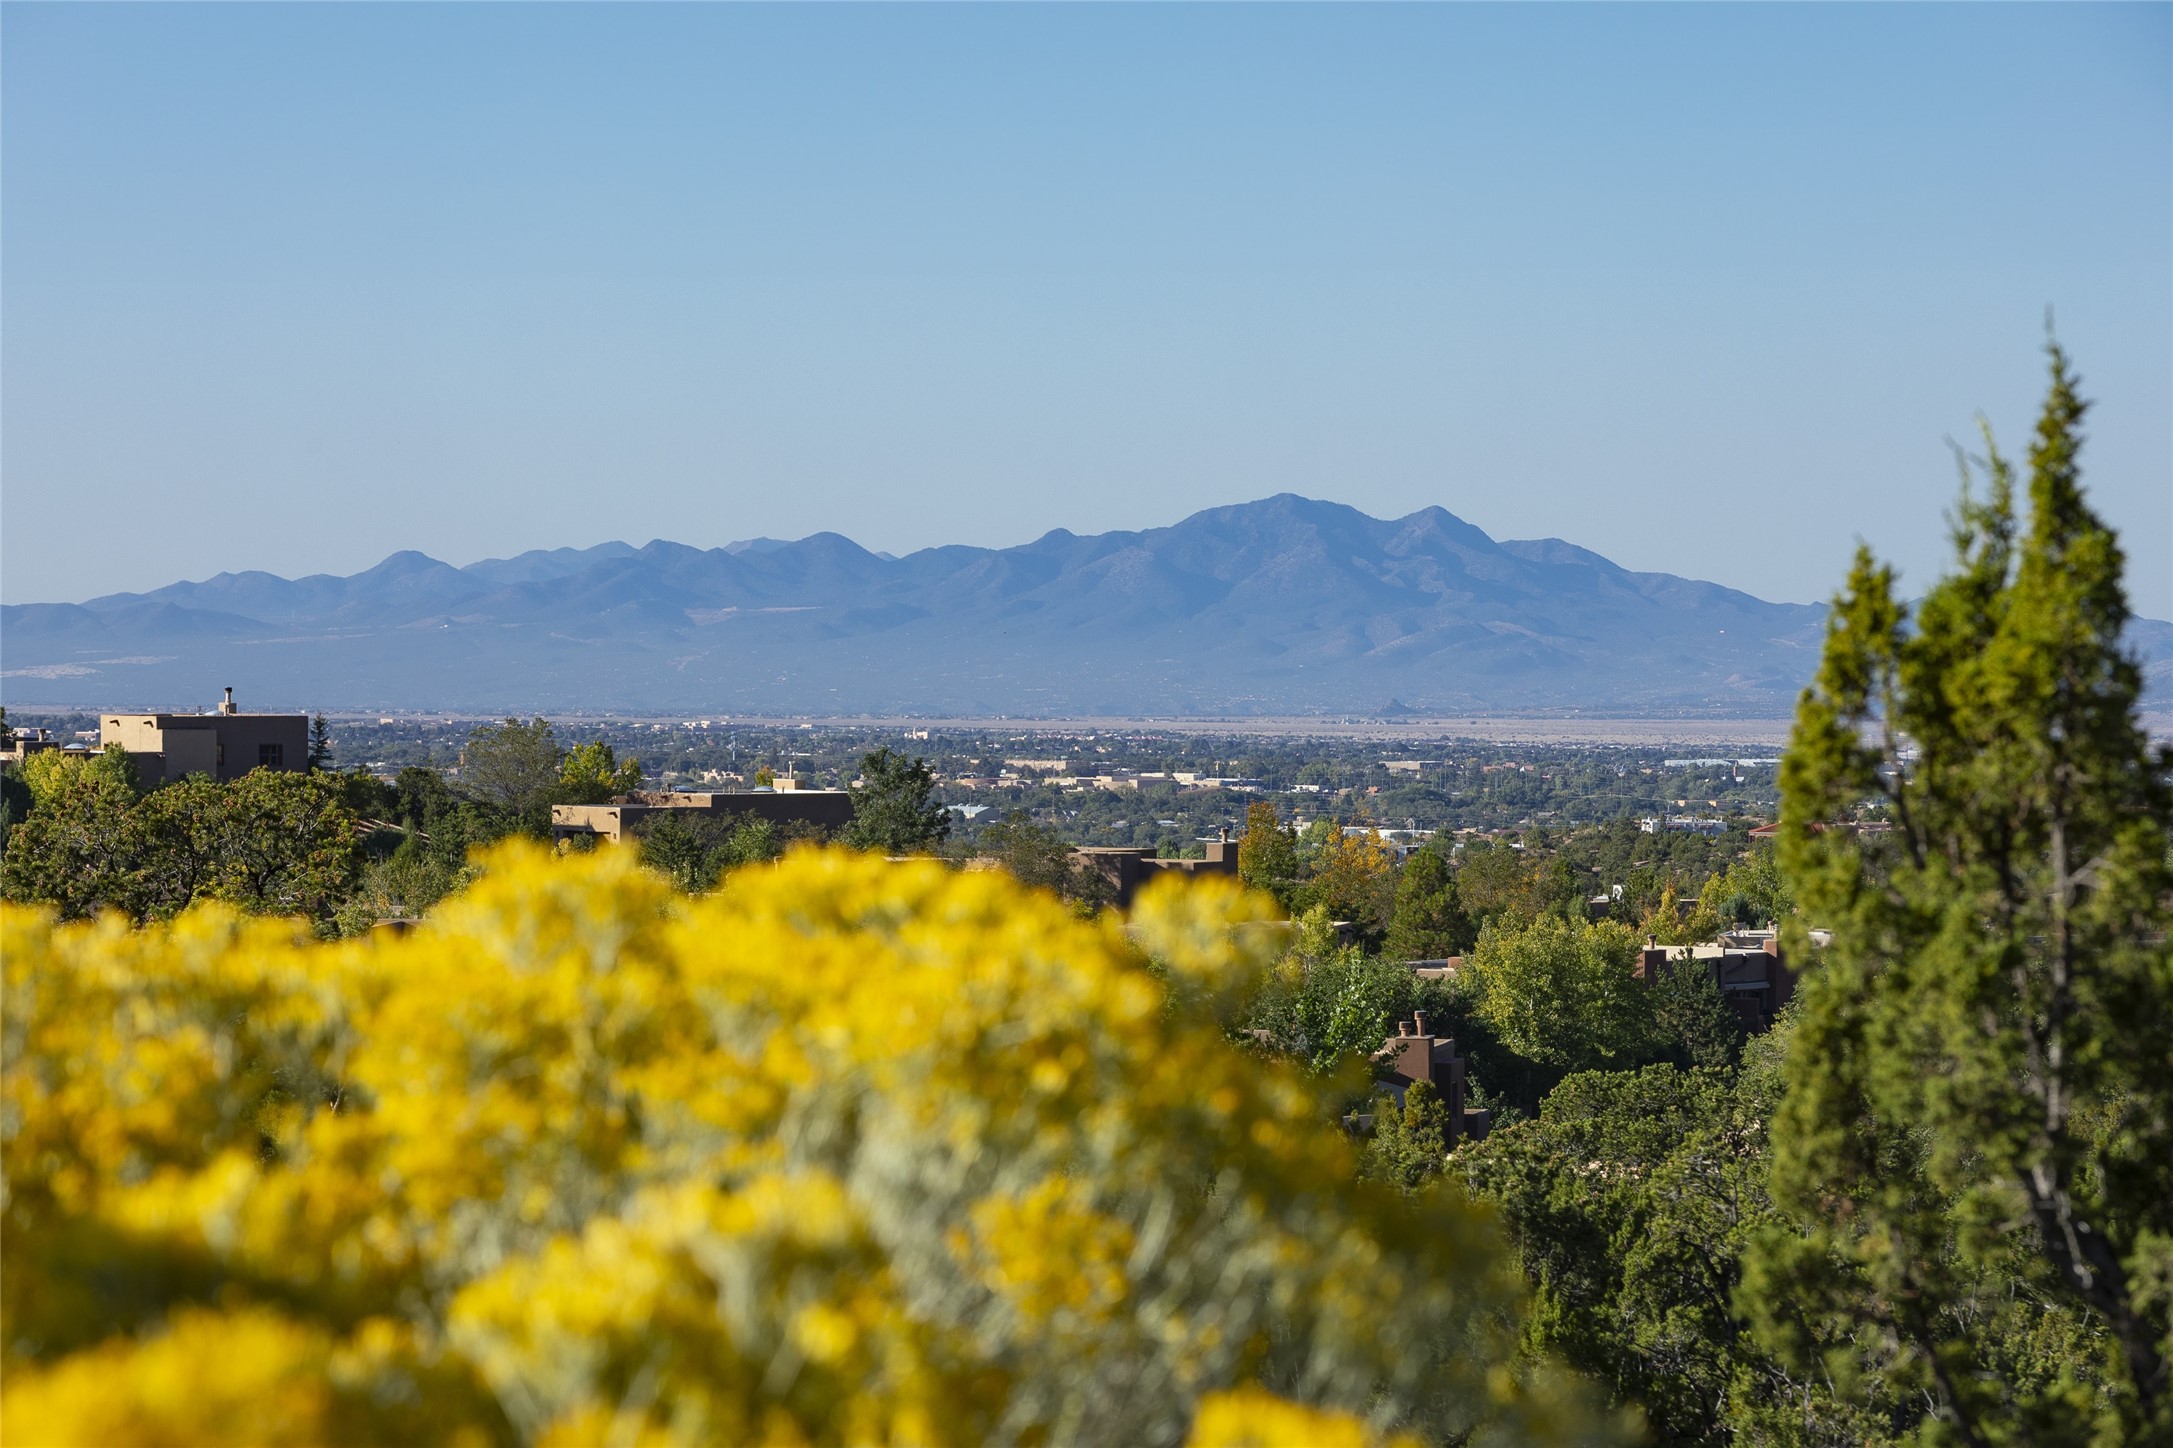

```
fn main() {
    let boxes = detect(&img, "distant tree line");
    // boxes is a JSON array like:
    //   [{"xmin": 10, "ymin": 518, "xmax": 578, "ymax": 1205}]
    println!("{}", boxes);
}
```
[{"xmin": 0, "ymin": 716, "xmax": 963, "ymax": 930}]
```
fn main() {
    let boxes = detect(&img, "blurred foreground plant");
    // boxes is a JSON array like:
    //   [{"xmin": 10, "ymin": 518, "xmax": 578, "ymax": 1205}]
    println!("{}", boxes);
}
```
[{"xmin": 2, "ymin": 843, "xmax": 1610, "ymax": 1446}]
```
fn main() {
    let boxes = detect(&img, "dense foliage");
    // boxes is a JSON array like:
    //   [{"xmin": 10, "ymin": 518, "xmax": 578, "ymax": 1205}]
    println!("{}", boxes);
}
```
[
  {"xmin": 1750, "ymin": 344, "xmax": 2173, "ymax": 1442},
  {"xmin": 844, "ymin": 747, "xmax": 952, "ymax": 855},
  {"xmin": 1463, "ymin": 1056, "xmax": 1786, "ymax": 1445},
  {"xmin": 0, "ymin": 752, "xmax": 362, "ymax": 926},
  {"xmin": 1383, "ymin": 844, "xmax": 1476, "ymax": 961},
  {"xmin": 975, "ymin": 811, "xmax": 1118, "ymax": 911},
  {"xmin": 634, "ymin": 810, "xmax": 785, "ymax": 892},
  {"xmin": 1, "ymin": 845, "xmax": 1608, "ymax": 1446}
]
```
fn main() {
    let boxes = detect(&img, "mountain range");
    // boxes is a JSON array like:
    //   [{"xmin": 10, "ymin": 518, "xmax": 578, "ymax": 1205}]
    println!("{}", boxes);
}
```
[{"xmin": 5, "ymin": 495, "xmax": 2168, "ymax": 718}]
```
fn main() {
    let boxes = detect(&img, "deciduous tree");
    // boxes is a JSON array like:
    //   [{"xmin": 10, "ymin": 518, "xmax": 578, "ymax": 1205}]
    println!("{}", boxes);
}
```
[
  {"xmin": 555, "ymin": 739, "xmax": 643, "ymax": 805},
  {"xmin": 1297, "ymin": 826, "xmax": 1398, "ymax": 942},
  {"xmin": 975, "ymin": 811, "xmax": 1114, "ymax": 912},
  {"xmin": 1464, "ymin": 916, "xmax": 1652, "ymax": 1074},
  {"xmin": 457, "ymin": 717, "xmax": 563, "ymax": 833},
  {"xmin": 1235, "ymin": 800, "xmax": 1298, "ymax": 911}
]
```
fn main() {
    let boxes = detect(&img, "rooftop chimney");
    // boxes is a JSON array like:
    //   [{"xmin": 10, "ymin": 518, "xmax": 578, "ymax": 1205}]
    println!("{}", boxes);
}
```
[
  {"xmin": 1412, "ymin": 1010, "xmax": 1429, "ymax": 1038},
  {"xmin": 218, "ymin": 686, "xmax": 237, "ymax": 716},
  {"xmin": 1396, "ymin": 1020, "xmax": 1412, "ymax": 1037}
]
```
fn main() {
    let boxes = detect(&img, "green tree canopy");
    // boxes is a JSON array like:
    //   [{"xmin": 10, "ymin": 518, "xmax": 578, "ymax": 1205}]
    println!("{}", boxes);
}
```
[
  {"xmin": 19, "ymin": 745, "xmax": 143, "ymax": 812},
  {"xmin": 1460, "ymin": 1049, "xmax": 1834, "ymax": 1444},
  {"xmin": 1242, "ymin": 906, "xmax": 1445, "ymax": 1077},
  {"xmin": 975, "ymin": 812, "xmax": 1113, "ymax": 912},
  {"xmin": 1457, "ymin": 838, "xmax": 1584, "ymax": 930},
  {"xmin": 2, "ymin": 769, "xmax": 361, "ymax": 926},
  {"xmin": 458, "ymin": 718, "xmax": 563, "ymax": 832},
  {"xmin": 1700, "ymin": 844, "xmax": 1792, "ymax": 931},
  {"xmin": 1752, "ymin": 342, "xmax": 2173, "ymax": 1441},
  {"xmin": 1465, "ymin": 915, "xmax": 1652, "ymax": 1074},
  {"xmin": 1235, "ymin": 800, "xmax": 1298, "ymax": 911},
  {"xmin": 1383, "ymin": 843, "xmax": 1475, "ymax": 960},
  {"xmin": 1360, "ymin": 1077, "xmax": 1455, "ymax": 1194},
  {"xmin": 555, "ymin": 740, "xmax": 643, "ymax": 806},
  {"xmin": 636, "ymin": 811, "xmax": 779, "ymax": 894},
  {"xmin": 842, "ymin": 748, "xmax": 949, "ymax": 854}
]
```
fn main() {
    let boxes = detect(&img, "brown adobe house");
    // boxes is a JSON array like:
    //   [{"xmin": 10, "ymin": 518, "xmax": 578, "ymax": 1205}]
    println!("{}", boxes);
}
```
[
  {"xmin": 1368, "ymin": 1011, "xmax": 1490, "ymax": 1145},
  {"xmin": 1635, "ymin": 931, "xmax": 1798, "ymax": 1031},
  {"xmin": 550, "ymin": 783, "xmax": 855, "ymax": 844},
  {"xmin": 1070, "ymin": 834, "xmax": 1240, "ymax": 908}
]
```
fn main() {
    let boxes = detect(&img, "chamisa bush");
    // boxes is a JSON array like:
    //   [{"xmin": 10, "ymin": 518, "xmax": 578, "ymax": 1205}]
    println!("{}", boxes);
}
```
[{"xmin": 2, "ymin": 842, "xmax": 1608, "ymax": 1446}]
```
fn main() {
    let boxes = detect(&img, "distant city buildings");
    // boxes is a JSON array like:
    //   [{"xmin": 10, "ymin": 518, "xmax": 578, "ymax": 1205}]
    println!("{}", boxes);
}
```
[{"xmin": 1639, "ymin": 815, "xmax": 1728, "ymax": 835}]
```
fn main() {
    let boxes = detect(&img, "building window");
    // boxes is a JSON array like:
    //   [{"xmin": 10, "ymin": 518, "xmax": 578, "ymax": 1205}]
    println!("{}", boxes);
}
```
[{"xmin": 259, "ymin": 743, "xmax": 284, "ymax": 769}]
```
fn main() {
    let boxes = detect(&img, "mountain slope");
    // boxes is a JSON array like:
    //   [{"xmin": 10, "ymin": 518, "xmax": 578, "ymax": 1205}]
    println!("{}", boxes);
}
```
[{"xmin": 8, "ymin": 494, "xmax": 2154, "ymax": 718}]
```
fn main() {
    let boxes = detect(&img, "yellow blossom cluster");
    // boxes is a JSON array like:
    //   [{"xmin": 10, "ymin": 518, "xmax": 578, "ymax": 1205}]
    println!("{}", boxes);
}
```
[{"xmin": 3, "ymin": 843, "xmax": 1605, "ymax": 1445}]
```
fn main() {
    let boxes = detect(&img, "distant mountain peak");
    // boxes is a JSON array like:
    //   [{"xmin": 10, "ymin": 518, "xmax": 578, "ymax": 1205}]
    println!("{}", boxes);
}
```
[{"xmin": 15, "ymin": 494, "xmax": 2148, "ymax": 718}]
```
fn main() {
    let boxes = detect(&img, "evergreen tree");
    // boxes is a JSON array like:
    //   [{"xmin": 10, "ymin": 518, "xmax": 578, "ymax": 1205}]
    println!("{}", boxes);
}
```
[
  {"xmin": 1360, "ymin": 1078, "xmax": 1453, "ymax": 1192},
  {"xmin": 1751, "ymin": 343, "xmax": 2173, "ymax": 1441},
  {"xmin": 842, "ymin": 748, "xmax": 949, "ymax": 854},
  {"xmin": 307, "ymin": 713, "xmax": 334, "ymax": 772},
  {"xmin": 635, "ymin": 812, "xmax": 778, "ymax": 893},
  {"xmin": 2, "ymin": 768, "xmax": 361, "ymax": 925},
  {"xmin": 1645, "ymin": 960, "xmax": 1744, "ymax": 1070},
  {"xmin": 1463, "ymin": 1053, "xmax": 1822, "ymax": 1444},
  {"xmin": 1382, "ymin": 844, "xmax": 1474, "ymax": 959}
]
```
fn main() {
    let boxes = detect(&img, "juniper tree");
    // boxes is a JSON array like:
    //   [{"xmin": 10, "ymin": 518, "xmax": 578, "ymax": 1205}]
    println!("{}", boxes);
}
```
[
  {"xmin": 1383, "ymin": 843, "xmax": 1476, "ymax": 960},
  {"xmin": 1749, "ymin": 343, "xmax": 2173, "ymax": 1443},
  {"xmin": 843, "ymin": 748, "xmax": 949, "ymax": 854}
]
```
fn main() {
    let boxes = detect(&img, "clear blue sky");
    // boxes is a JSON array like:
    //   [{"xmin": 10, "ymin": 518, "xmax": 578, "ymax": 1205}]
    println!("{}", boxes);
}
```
[{"xmin": 5, "ymin": 3, "xmax": 2168, "ymax": 612}]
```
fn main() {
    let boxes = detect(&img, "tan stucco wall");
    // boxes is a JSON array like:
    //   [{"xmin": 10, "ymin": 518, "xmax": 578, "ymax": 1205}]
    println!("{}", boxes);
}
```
[{"xmin": 98, "ymin": 713, "xmax": 309, "ymax": 783}]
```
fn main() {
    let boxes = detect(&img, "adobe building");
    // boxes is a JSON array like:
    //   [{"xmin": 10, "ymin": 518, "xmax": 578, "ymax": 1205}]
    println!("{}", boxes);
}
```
[
  {"xmin": 98, "ymin": 688, "xmax": 309, "ymax": 787},
  {"xmin": 0, "ymin": 728, "xmax": 66, "ymax": 769},
  {"xmin": 1072, "ymin": 836, "xmax": 1239, "ymax": 908},
  {"xmin": 1636, "ymin": 931, "xmax": 1798, "ymax": 1031},
  {"xmin": 1371, "ymin": 1011, "xmax": 1489, "ymax": 1145},
  {"xmin": 551, "ymin": 784, "xmax": 855, "ymax": 844}
]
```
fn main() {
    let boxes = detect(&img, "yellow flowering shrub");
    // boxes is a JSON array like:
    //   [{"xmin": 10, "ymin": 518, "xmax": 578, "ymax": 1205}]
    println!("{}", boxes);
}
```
[{"xmin": 3, "ymin": 843, "xmax": 1607, "ymax": 1445}]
